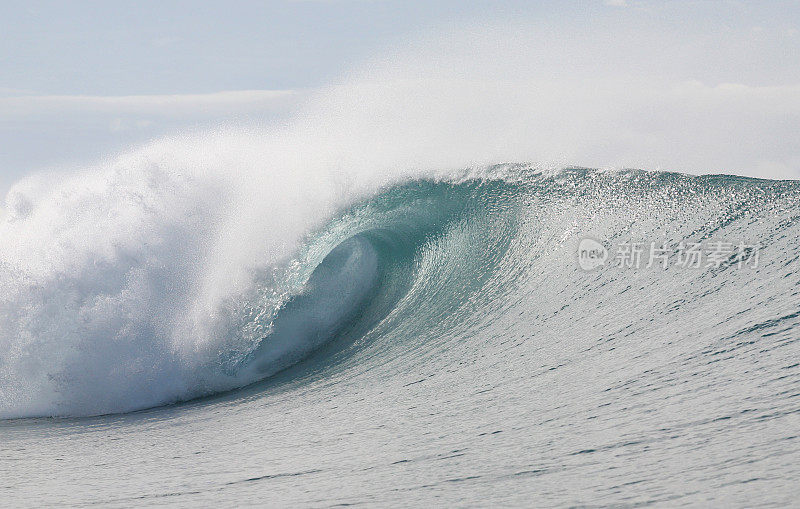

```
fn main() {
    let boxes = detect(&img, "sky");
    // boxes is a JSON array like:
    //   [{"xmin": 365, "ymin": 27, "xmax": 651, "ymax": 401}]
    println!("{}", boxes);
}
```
[{"xmin": 1, "ymin": 0, "xmax": 799, "ymax": 195}]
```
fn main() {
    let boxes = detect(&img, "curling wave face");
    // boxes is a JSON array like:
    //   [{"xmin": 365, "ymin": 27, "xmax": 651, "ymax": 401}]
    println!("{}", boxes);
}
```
[{"xmin": 0, "ymin": 154, "xmax": 513, "ymax": 418}]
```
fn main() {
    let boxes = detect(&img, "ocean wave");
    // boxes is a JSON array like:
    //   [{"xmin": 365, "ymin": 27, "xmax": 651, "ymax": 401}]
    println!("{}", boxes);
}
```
[{"xmin": 1, "ymin": 161, "xmax": 797, "ymax": 418}]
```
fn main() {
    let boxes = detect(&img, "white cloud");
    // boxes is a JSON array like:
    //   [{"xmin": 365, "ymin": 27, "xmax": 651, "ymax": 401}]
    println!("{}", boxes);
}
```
[{"xmin": 0, "ymin": 90, "xmax": 301, "ymax": 119}]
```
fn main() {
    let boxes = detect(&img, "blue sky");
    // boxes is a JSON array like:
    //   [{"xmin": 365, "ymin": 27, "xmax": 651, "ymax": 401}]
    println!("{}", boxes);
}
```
[
  {"xmin": 1, "ymin": 0, "xmax": 574, "ymax": 96},
  {"xmin": 3, "ymin": 0, "xmax": 797, "ymax": 96},
  {"xmin": 1, "ymin": 0, "xmax": 799, "ymax": 194}
]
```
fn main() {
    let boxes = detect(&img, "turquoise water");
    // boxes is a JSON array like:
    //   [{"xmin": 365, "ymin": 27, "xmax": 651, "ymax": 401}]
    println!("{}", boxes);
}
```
[{"xmin": 2, "ymin": 167, "xmax": 799, "ymax": 506}]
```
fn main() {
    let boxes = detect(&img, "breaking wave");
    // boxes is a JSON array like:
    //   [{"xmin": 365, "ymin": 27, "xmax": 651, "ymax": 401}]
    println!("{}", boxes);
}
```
[{"xmin": 1, "ymin": 159, "xmax": 798, "ymax": 418}]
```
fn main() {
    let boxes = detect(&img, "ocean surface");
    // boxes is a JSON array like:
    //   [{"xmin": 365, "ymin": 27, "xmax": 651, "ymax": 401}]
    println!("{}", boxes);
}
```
[{"xmin": 1, "ymin": 164, "xmax": 799, "ymax": 507}]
